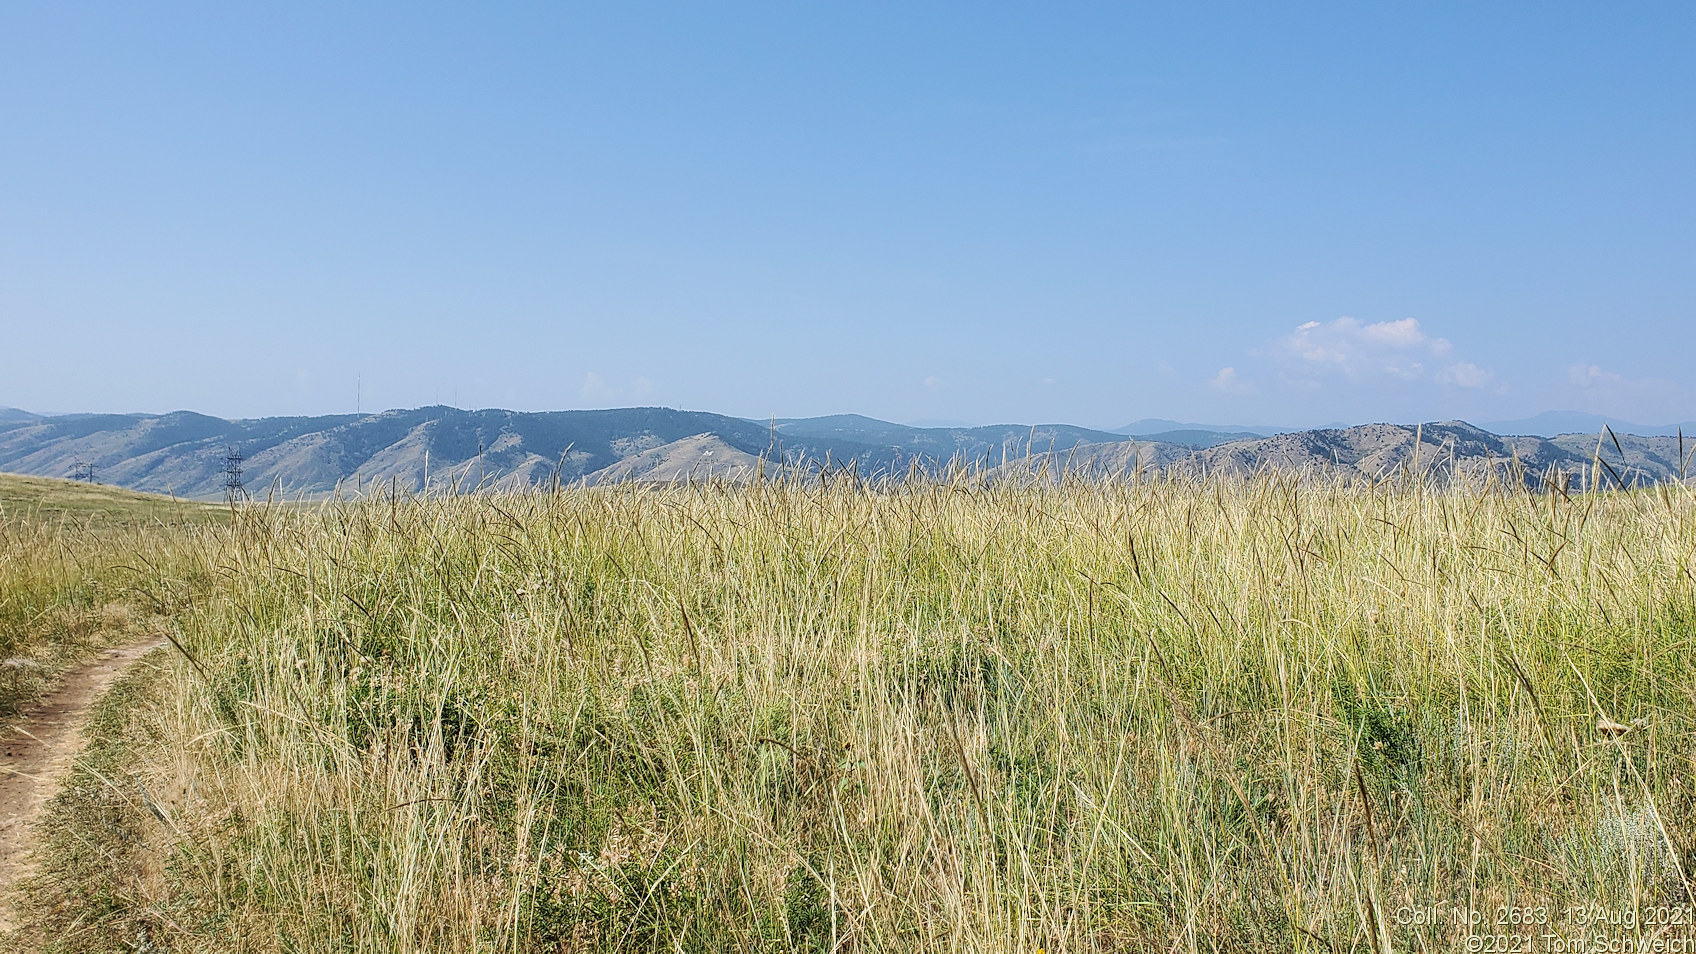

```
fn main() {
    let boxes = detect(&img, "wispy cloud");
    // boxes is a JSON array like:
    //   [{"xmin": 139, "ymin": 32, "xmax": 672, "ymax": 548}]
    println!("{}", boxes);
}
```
[
  {"xmin": 1567, "ymin": 363, "xmax": 1688, "ymax": 421},
  {"xmin": 1275, "ymin": 316, "xmax": 1494, "ymax": 389},
  {"xmin": 1569, "ymin": 364, "xmax": 1623, "ymax": 389},
  {"xmin": 579, "ymin": 372, "xmax": 613, "ymax": 402},
  {"xmin": 1438, "ymin": 361, "xmax": 1493, "ymax": 389},
  {"xmin": 1209, "ymin": 366, "xmax": 1255, "ymax": 395},
  {"xmin": 580, "ymin": 372, "xmax": 656, "ymax": 404}
]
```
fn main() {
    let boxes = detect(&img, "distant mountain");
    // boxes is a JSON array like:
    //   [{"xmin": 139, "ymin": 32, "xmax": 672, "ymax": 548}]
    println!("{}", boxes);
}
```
[
  {"xmin": 1480, "ymin": 411, "xmax": 1696, "ymax": 439},
  {"xmin": 1131, "ymin": 429, "xmax": 1267, "ymax": 448},
  {"xmin": 2, "ymin": 407, "xmax": 1689, "ymax": 497},
  {"xmin": 1113, "ymin": 418, "xmax": 1290, "ymax": 438},
  {"xmin": 586, "ymin": 433, "xmax": 771, "ymax": 484},
  {"xmin": 0, "ymin": 406, "xmax": 1139, "ymax": 498},
  {"xmin": 1000, "ymin": 421, "xmax": 1692, "ymax": 490},
  {"xmin": 769, "ymin": 414, "xmax": 1129, "ymax": 462},
  {"xmin": 0, "ymin": 407, "xmax": 811, "ymax": 498},
  {"xmin": 1188, "ymin": 421, "xmax": 1692, "ymax": 488}
]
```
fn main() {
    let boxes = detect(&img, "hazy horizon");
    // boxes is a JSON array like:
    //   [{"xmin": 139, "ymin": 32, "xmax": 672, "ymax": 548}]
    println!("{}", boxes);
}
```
[
  {"xmin": 4, "ymin": 5, "xmax": 1692, "ymax": 427},
  {"xmin": 9, "ymin": 401, "xmax": 1696, "ymax": 442}
]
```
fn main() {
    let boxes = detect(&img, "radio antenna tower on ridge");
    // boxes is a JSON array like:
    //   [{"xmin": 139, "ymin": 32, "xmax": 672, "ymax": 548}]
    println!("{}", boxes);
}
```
[{"xmin": 223, "ymin": 446, "xmax": 246, "ymax": 504}]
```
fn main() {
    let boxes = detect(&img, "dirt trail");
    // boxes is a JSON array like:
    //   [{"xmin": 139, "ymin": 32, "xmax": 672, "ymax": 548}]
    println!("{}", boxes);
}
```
[{"xmin": 0, "ymin": 639, "xmax": 165, "ymax": 931}]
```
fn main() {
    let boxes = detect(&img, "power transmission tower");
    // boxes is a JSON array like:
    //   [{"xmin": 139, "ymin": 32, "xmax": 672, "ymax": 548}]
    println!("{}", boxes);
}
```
[
  {"xmin": 71, "ymin": 460, "xmax": 95, "ymax": 483},
  {"xmin": 223, "ymin": 447, "xmax": 246, "ymax": 504}
]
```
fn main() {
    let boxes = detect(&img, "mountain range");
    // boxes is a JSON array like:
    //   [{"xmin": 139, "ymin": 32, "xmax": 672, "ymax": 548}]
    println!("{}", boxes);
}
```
[
  {"xmin": 0, "ymin": 406, "xmax": 1689, "ymax": 498},
  {"xmin": 1476, "ymin": 411, "xmax": 1696, "ymax": 439},
  {"xmin": 998, "ymin": 420, "xmax": 1691, "ymax": 491}
]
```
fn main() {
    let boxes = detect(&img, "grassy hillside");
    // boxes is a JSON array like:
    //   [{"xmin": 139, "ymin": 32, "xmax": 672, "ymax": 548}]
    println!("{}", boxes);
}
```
[
  {"xmin": 0, "ymin": 472, "xmax": 221, "ymax": 526},
  {"xmin": 0, "ymin": 474, "xmax": 222, "ymax": 720},
  {"xmin": 15, "ymin": 475, "xmax": 1696, "ymax": 951}
]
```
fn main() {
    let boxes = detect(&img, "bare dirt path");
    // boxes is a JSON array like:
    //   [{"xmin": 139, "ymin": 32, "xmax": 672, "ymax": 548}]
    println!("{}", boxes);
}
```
[{"xmin": 0, "ymin": 639, "xmax": 166, "ymax": 931}]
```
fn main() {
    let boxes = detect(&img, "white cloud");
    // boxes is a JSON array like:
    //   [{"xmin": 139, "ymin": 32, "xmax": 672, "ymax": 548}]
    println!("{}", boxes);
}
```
[
  {"xmin": 1362, "ymin": 317, "xmax": 1433, "ymax": 349},
  {"xmin": 1276, "ymin": 316, "xmax": 1488, "ymax": 388},
  {"xmin": 923, "ymin": 375, "xmax": 944, "ymax": 391},
  {"xmin": 581, "ymin": 373, "xmax": 656, "ymax": 404},
  {"xmin": 1569, "ymin": 364, "xmax": 1623, "ymax": 388},
  {"xmin": 1209, "ymin": 366, "xmax": 1256, "ymax": 395},
  {"xmin": 1565, "ymin": 363, "xmax": 1688, "ymax": 421},
  {"xmin": 1437, "ymin": 361, "xmax": 1494, "ymax": 390},
  {"xmin": 580, "ymin": 372, "xmax": 612, "ymax": 401}
]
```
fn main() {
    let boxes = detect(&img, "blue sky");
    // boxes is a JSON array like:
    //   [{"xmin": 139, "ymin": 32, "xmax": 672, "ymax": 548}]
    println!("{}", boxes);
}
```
[{"xmin": 2, "ymin": 3, "xmax": 1691, "ymax": 428}]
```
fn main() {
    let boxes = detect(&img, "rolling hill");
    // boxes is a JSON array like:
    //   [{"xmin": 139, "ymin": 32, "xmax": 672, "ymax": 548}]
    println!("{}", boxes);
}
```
[
  {"xmin": 999, "ymin": 421, "xmax": 1693, "ymax": 490},
  {"xmin": 1, "ymin": 407, "xmax": 1689, "ymax": 497},
  {"xmin": 0, "ymin": 406, "xmax": 1143, "ymax": 498}
]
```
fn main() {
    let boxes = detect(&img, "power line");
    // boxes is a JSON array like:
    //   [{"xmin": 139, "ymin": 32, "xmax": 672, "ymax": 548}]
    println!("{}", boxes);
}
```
[{"xmin": 223, "ymin": 446, "xmax": 246, "ymax": 503}]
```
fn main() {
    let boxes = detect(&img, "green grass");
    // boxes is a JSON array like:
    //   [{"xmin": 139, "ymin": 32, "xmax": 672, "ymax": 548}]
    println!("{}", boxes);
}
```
[{"xmin": 16, "ymin": 475, "xmax": 1696, "ymax": 951}]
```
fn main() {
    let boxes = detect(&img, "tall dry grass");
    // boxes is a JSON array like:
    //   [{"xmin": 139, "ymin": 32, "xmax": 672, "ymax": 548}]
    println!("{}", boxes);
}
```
[
  {"xmin": 0, "ymin": 492, "xmax": 219, "ymax": 715},
  {"xmin": 29, "ymin": 474, "xmax": 1696, "ymax": 951}
]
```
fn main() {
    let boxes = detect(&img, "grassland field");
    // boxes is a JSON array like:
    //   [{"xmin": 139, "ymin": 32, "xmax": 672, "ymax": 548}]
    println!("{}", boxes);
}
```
[{"xmin": 3, "ymin": 470, "xmax": 1695, "ymax": 952}]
